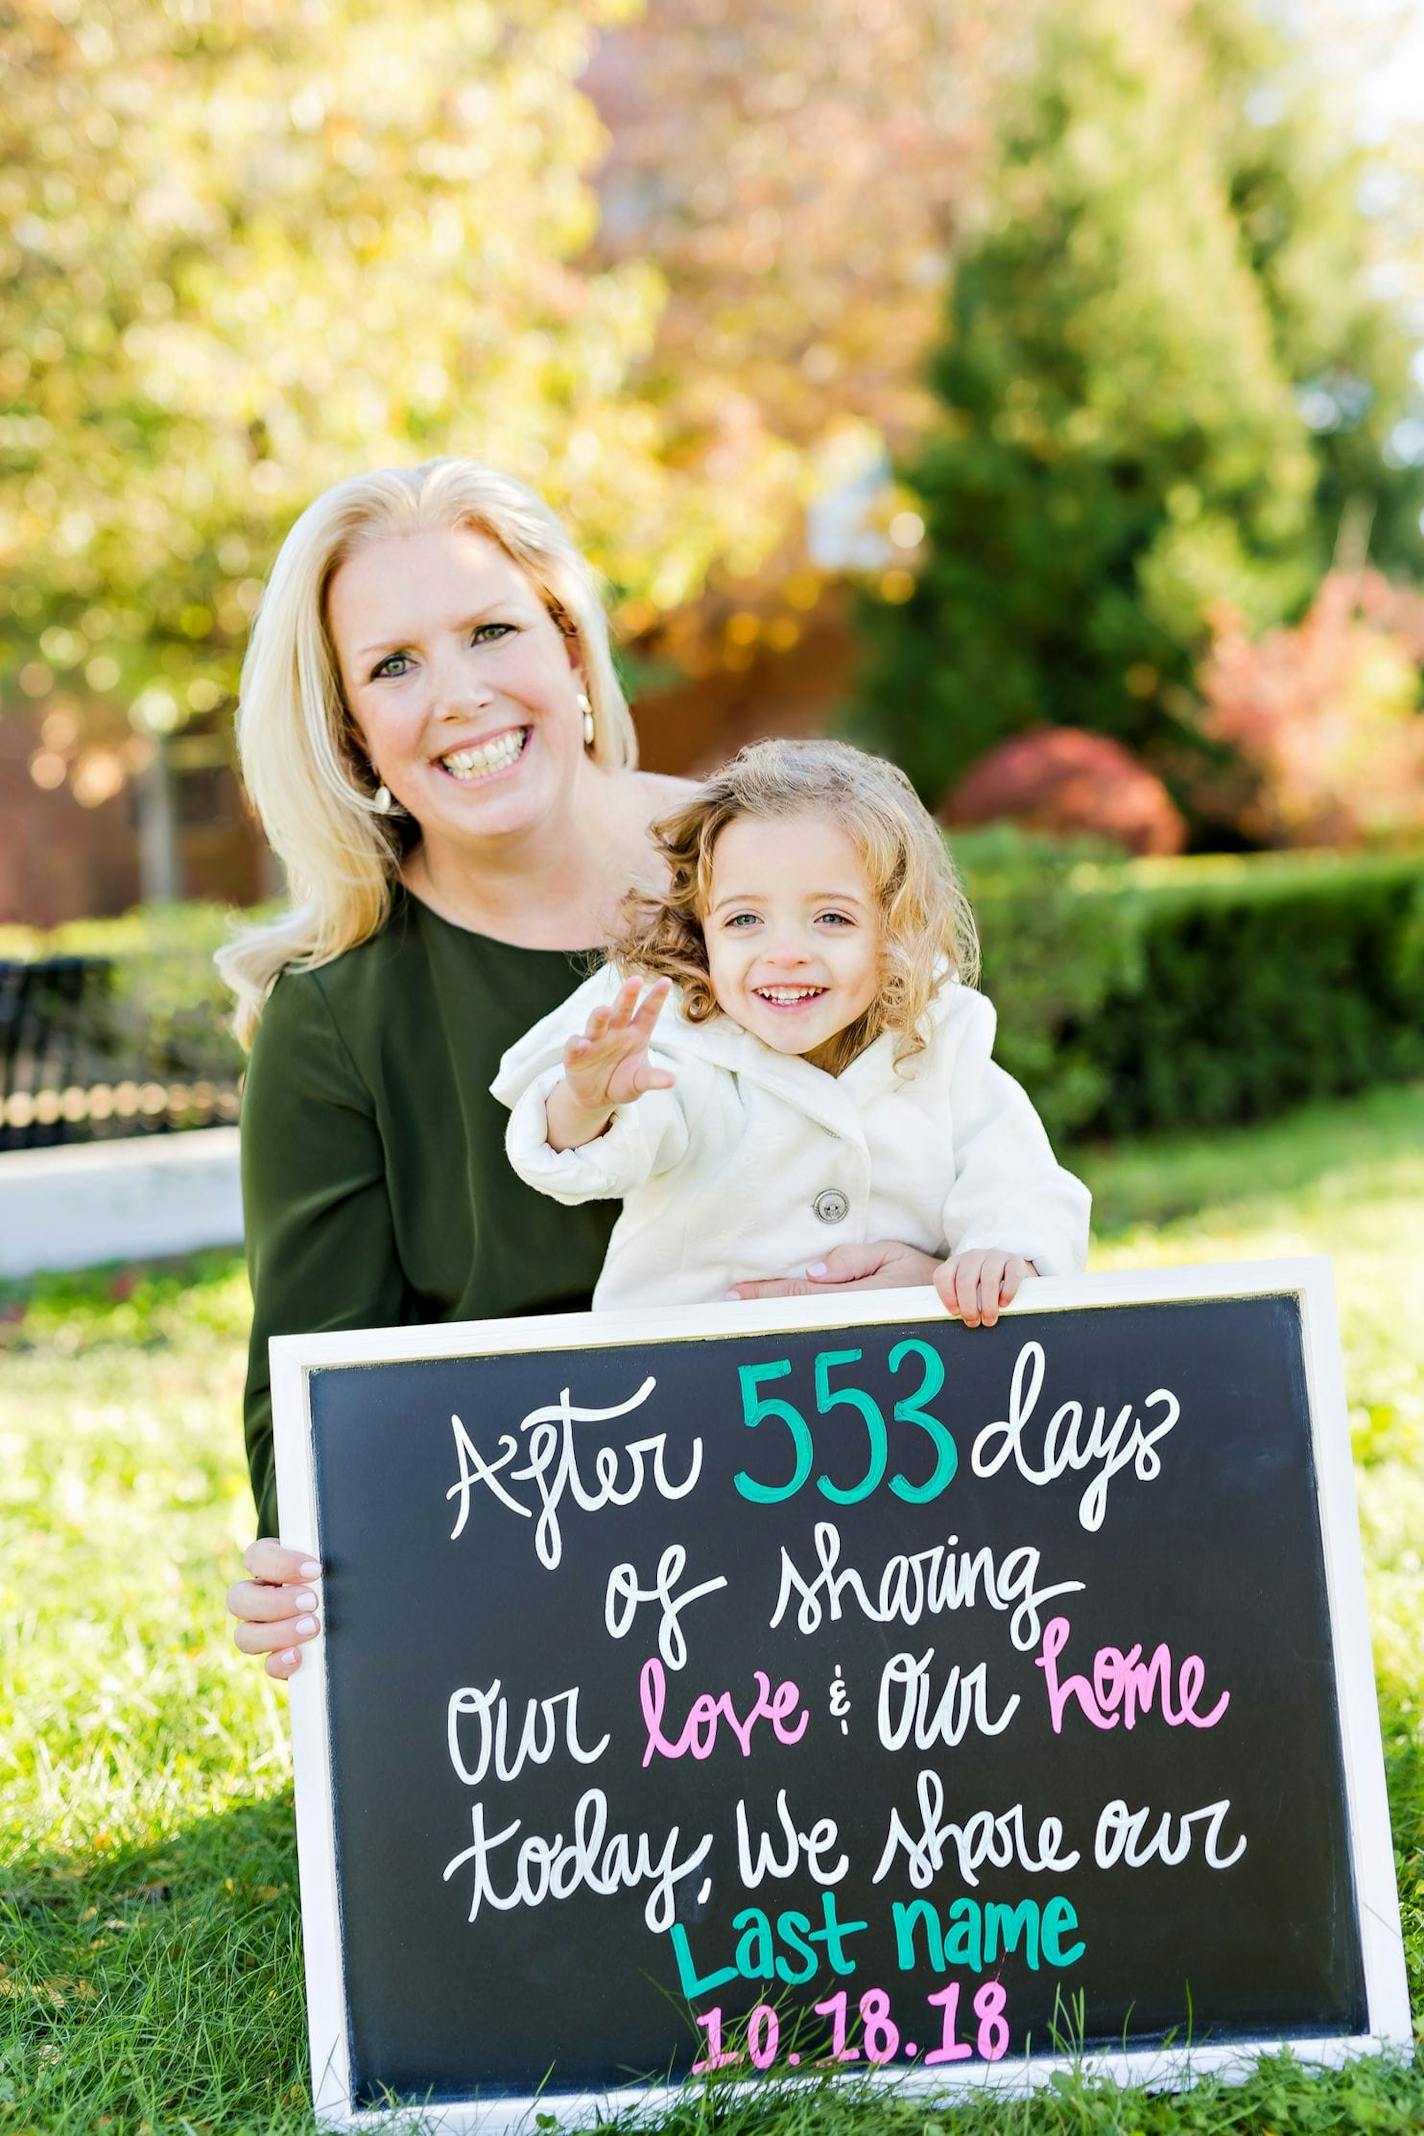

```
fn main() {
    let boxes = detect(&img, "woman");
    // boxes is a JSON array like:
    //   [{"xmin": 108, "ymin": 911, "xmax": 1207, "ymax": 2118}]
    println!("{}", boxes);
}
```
[{"xmin": 222, "ymin": 459, "xmax": 942, "ymax": 1679}]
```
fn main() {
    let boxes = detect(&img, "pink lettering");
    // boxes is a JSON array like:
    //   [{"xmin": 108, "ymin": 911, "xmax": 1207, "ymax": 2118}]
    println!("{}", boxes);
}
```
[
  {"xmin": 1035, "ymin": 1616, "xmax": 1229, "ymax": 1735},
  {"xmin": 639, "ymin": 1657, "xmax": 809, "ymax": 1767}
]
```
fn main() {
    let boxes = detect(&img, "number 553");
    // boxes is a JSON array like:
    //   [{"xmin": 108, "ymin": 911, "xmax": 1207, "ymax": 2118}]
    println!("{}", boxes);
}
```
[{"xmin": 733, "ymin": 1341, "xmax": 956, "ymax": 1507}]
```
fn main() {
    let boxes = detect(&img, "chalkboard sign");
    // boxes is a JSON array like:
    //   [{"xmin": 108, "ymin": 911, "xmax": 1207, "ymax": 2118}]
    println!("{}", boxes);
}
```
[{"xmin": 271, "ymin": 1261, "xmax": 1408, "ymax": 2129}]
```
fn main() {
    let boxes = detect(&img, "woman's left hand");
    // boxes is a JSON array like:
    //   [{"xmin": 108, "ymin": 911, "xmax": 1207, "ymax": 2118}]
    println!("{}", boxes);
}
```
[{"xmin": 726, "ymin": 1240, "xmax": 939, "ymax": 1301}]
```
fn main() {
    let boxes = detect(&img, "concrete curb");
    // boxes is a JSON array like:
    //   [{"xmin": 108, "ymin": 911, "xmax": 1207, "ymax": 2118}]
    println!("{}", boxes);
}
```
[{"xmin": 0, "ymin": 1127, "xmax": 242, "ymax": 1277}]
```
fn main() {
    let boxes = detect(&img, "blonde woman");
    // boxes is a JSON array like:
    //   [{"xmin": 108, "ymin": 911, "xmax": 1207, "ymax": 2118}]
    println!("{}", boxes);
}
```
[
  {"xmin": 222, "ymin": 460, "xmax": 946, "ymax": 1679},
  {"xmin": 493, "ymin": 738, "xmax": 1090, "ymax": 1309}
]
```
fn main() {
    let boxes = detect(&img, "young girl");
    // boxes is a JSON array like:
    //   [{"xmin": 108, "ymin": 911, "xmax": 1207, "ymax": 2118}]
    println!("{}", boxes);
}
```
[{"xmin": 491, "ymin": 739, "xmax": 1089, "ymax": 1318}]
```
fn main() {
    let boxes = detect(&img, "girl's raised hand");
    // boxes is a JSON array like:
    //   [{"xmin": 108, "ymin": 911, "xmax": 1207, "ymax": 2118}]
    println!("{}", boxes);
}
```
[
  {"xmin": 566, "ymin": 977, "xmax": 675, "ymax": 1109},
  {"xmin": 546, "ymin": 978, "xmax": 675, "ymax": 1150}
]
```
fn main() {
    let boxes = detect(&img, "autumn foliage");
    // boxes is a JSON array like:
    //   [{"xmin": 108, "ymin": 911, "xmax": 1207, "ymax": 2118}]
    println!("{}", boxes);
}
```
[
  {"xmin": 1188, "ymin": 570, "xmax": 1424, "ymax": 848},
  {"xmin": 939, "ymin": 728, "xmax": 1186, "ymax": 856}
]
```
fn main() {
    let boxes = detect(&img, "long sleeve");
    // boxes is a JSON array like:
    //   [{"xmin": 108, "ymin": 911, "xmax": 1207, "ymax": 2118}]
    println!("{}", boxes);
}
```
[
  {"xmin": 939, "ymin": 991, "xmax": 1091, "ymax": 1277},
  {"xmin": 490, "ymin": 966, "xmax": 692, "ymax": 1207},
  {"xmin": 240, "ymin": 968, "xmax": 407, "ymax": 1539},
  {"xmin": 501, "ymin": 1069, "xmax": 690, "ymax": 1205}
]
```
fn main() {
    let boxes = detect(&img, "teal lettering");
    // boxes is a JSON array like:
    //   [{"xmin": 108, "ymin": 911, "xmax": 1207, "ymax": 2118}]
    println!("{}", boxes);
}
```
[
  {"xmin": 892, "ymin": 1898, "xmax": 945, "ymax": 1973},
  {"xmin": 1040, "ymin": 1895, "xmax": 1085, "ymax": 1966},
  {"xmin": 984, "ymin": 1899, "xmax": 1041, "ymax": 1968},
  {"xmin": 945, "ymin": 1897, "xmax": 981, "ymax": 1969},
  {"xmin": 891, "ymin": 1892, "xmax": 1086, "ymax": 1975},
  {"xmin": 818, "ymin": 1890, "xmax": 869, "ymax": 1976},
  {"xmin": 774, "ymin": 1908, "xmax": 817, "ymax": 1986},
  {"xmin": 733, "ymin": 1907, "xmax": 775, "ymax": 1981},
  {"xmin": 667, "ymin": 1922, "xmax": 737, "ymax": 1999}
]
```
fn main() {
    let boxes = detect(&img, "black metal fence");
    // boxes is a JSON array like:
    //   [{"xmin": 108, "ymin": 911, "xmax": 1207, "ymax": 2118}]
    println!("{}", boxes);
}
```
[{"xmin": 0, "ymin": 957, "xmax": 240, "ymax": 1152}]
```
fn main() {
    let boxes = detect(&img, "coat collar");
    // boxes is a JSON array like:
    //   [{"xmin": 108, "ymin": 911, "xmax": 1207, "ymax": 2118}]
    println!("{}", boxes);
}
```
[{"xmin": 652, "ymin": 972, "xmax": 958, "ymax": 1135}]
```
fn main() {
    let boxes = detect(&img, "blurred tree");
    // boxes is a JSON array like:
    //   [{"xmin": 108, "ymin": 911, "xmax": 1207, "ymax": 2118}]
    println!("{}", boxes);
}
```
[
  {"xmin": 575, "ymin": 0, "xmax": 1022, "ymax": 673},
  {"xmin": 847, "ymin": 0, "xmax": 1424, "ymax": 804},
  {"xmin": 0, "ymin": 0, "xmax": 812, "ymax": 793},
  {"xmin": 582, "ymin": 0, "xmax": 1012, "ymax": 463}
]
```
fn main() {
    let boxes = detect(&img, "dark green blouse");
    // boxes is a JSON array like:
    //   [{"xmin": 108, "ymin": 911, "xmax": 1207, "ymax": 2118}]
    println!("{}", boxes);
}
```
[{"xmin": 239, "ymin": 890, "xmax": 617, "ymax": 1537}]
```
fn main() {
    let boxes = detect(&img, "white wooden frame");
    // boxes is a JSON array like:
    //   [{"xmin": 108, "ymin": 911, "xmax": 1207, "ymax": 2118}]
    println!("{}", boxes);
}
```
[{"xmin": 271, "ymin": 1258, "xmax": 1411, "ymax": 2132}]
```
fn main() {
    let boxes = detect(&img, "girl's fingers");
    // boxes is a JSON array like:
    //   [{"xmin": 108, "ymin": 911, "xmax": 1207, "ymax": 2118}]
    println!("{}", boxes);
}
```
[
  {"xmin": 632, "ymin": 978, "xmax": 672, "ymax": 1031},
  {"xmin": 242, "ymin": 1538, "xmax": 322, "ymax": 1585},
  {"xmin": 954, "ymin": 1258, "xmax": 983, "ymax": 1326},
  {"xmin": 979, "ymin": 1256, "xmax": 1006, "ymax": 1327},
  {"xmin": 998, "ymin": 1255, "xmax": 1029, "ymax": 1308},
  {"xmin": 609, "ymin": 979, "xmax": 644, "ymax": 1029},
  {"xmin": 266, "ymin": 1648, "xmax": 305, "ymax": 1681}
]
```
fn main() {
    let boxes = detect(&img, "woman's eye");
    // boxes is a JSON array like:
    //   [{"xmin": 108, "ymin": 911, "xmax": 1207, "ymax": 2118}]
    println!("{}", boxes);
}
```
[
  {"xmin": 370, "ymin": 623, "xmax": 510, "ymax": 681},
  {"xmin": 817, "ymin": 911, "xmax": 854, "ymax": 927}
]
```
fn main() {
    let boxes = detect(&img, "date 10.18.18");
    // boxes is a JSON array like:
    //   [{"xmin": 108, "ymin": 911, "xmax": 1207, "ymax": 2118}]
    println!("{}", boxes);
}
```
[{"xmin": 692, "ymin": 1982, "xmax": 1011, "ymax": 2074}]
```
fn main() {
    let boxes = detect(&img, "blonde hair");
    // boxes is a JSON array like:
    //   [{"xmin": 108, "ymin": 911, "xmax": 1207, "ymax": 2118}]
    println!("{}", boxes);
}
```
[
  {"xmin": 217, "ymin": 459, "xmax": 637, "ymax": 1046},
  {"xmin": 606, "ymin": 738, "xmax": 980, "ymax": 1076}
]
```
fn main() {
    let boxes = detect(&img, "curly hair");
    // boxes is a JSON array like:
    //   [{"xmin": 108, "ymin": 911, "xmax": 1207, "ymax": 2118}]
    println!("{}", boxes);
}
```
[{"xmin": 605, "ymin": 738, "xmax": 980, "ymax": 1077}]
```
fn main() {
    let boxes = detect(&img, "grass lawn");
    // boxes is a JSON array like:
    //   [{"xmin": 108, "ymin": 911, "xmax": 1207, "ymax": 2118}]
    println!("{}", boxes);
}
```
[{"xmin": 2, "ymin": 1083, "xmax": 1421, "ymax": 2134}]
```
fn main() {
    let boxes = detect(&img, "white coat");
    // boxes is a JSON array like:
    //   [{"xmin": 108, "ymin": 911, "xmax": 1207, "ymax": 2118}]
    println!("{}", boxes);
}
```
[{"xmin": 490, "ymin": 967, "xmax": 1090, "ymax": 1310}]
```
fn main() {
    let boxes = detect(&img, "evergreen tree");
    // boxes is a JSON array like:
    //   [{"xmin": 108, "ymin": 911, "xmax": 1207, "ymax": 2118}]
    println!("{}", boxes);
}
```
[{"xmin": 848, "ymin": 0, "xmax": 1424, "ymax": 804}]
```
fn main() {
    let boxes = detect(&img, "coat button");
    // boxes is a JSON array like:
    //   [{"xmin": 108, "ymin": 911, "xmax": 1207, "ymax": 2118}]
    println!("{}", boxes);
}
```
[{"xmin": 813, "ymin": 1188, "xmax": 849, "ymax": 1224}]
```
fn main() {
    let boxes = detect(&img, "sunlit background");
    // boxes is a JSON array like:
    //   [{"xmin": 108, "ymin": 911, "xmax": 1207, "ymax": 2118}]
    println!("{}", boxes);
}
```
[
  {"xmin": 0, "ymin": 0, "xmax": 1420, "ymax": 930},
  {"xmin": 2, "ymin": 23, "xmax": 1423, "ymax": 2128}
]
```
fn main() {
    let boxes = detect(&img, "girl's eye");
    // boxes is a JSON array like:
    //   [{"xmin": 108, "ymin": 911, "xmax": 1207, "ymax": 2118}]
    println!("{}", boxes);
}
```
[
  {"xmin": 725, "ymin": 913, "xmax": 761, "ymax": 929},
  {"xmin": 816, "ymin": 911, "xmax": 854, "ymax": 927}
]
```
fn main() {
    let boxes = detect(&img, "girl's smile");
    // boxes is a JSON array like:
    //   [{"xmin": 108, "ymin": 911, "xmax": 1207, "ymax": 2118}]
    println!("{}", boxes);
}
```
[{"xmin": 702, "ymin": 813, "xmax": 884, "ymax": 1071}]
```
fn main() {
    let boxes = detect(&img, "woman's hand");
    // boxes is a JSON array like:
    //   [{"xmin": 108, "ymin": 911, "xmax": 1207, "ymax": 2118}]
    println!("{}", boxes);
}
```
[
  {"xmin": 726, "ymin": 1240, "xmax": 940, "ymax": 1301},
  {"xmin": 934, "ymin": 1249, "xmax": 1036, "ymax": 1328},
  {"xmin": 226, "ymin": 1539, "xmax": 323, "ymax": 1680},
  {"xmin": 546, "ymin": 978, "xmax": 675, "ymax": 1150}
]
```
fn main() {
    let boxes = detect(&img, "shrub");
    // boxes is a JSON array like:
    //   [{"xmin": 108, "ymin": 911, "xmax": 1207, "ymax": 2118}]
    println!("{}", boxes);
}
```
[
  {"xmin": 5, "ymin": 861, "xmax": 1422, "ymax": 1152},
  {"xmin": 1184, "ymin": 569, "xmax": 1424, "ymax": 847},
  {"xmin": 952, "ymin": 835, "xmax": 1424, "ymax": 1141},
  {"xmin": 942, "ymin": 729, "xmax": 1187, "ymax": 856},
  {"xmin": 1080, "ymin": 849, "xmax": 1424, "ymax": 1134}
]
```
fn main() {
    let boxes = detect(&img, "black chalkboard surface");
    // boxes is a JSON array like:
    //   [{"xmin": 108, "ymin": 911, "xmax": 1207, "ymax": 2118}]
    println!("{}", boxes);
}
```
[{"xmin": 272, "ymin": 1263, "xmax": 1408, "ymax": 2130}]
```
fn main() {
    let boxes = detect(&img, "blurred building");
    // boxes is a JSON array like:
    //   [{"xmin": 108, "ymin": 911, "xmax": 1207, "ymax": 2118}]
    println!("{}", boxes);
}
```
[{"xmin": 3, "ymin": 706, "xmax": 271, "ymax": 929}]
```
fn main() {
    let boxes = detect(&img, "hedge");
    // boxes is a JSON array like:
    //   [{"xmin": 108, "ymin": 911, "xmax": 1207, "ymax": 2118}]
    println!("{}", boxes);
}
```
[
  {"xmin": 958, "ymin": 835, "xmax": 1424, "ymax": 1144},
  {"xmin": 5, "ymin": 847, "xmax": 1423, "ymax": 1147}
]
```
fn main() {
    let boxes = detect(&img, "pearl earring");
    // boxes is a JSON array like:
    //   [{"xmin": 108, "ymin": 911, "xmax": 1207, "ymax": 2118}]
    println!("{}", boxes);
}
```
[
  {"xmin": 372, "ymin": 783, "xmax": 393, "ymax": 815},
  {"xmin": 578, "ymin": 690, "xmax": 595, "ymax": 748}
]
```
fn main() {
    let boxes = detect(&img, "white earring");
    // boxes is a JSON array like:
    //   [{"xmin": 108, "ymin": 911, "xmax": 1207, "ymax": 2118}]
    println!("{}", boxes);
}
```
[
  {"xmin": 578, "ymin": 690, "xmax": 594, "ymax": 748},
  {"xmin": 372, "ymin": 783, "xmax": 393, "ymax": 814}
]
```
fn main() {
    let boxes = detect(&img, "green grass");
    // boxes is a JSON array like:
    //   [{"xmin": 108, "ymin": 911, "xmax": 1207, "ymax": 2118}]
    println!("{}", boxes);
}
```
[{"xmin": 2, "ymin": 1088, "xmax": 1422, "ymax": 2133}]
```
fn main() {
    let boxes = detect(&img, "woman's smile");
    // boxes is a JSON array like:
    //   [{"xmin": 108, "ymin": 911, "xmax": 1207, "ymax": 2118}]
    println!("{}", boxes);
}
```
[{"xmin": 436, "ymin": 725, "xmax": 531, "ymax": 782}]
